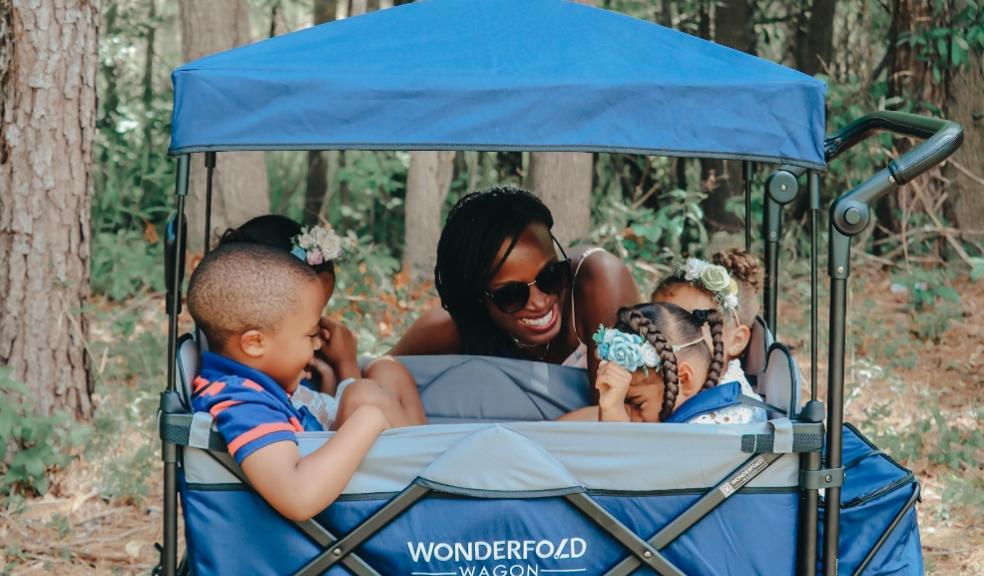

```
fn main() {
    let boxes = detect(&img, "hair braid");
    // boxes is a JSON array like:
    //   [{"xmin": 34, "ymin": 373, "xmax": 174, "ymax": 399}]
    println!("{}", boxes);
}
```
[
  {"xmin": 700, "ymin": 308, "xmax": 726, "ymax": 389},
  {"xmin": 621, "ymin": 308, "xmax": 680, "ymax": 422}
]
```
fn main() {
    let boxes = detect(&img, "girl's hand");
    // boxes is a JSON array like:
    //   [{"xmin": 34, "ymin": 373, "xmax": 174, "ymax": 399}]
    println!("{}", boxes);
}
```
[
  {"xmin": 318, "ymin": 317, "xmax": 360, "ymax": 380},
  {"xmin": 595, "ymin": 361, "xmax": 632, "ymax": 422}
]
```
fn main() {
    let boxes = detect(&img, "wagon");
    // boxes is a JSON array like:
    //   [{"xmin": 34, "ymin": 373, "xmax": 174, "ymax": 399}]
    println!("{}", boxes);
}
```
[{"xmin": 156, "ymin": 0, "xmax": 963, "ymax": 574}]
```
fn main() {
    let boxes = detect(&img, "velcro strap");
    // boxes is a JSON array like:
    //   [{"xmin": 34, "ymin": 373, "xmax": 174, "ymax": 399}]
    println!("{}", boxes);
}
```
[{"xmin": 769, "ymin": 418, "xmax": 794, "ymax": 453}]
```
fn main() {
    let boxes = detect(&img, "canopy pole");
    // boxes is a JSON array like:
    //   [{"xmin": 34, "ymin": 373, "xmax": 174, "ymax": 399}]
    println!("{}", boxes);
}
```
[
  {"xmin": 809, "ymin": 171, "xmax": 820, "ymax": 400},
  {"xmin": 762, "ymin": 167, "xmax": 800, "ymax": 335},
  {"xmin": 204, "ymin": 152, "xmax": 216, "ymax": 253},
  {"xmin": 743, "ymin": 162, "xmax": 753, "ymax": 251},
  {"xmin": 160, "ymin": 154, "xmax": 189, "ymax": 576}
]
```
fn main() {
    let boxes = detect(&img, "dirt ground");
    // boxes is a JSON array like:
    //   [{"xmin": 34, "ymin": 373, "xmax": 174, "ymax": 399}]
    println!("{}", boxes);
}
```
[{"xmin": 0, "ymin": 266, "xmax": 981, "ymax": 575}]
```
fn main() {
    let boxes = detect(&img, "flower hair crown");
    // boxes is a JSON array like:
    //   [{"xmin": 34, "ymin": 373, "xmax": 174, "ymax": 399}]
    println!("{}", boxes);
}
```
[
  {"xmin": 676, "ymin": 258, "xmax": 739, "ymax": 313},
  {"xmin": 593, "ymin": 324, "xmax": 707, "ymax": 373},
  {"xmin": 291, "ymin": 224, "xmax": 344, "ymax": 267}
]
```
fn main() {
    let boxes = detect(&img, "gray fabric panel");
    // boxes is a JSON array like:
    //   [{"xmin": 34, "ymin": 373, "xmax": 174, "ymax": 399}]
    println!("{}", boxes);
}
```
[
  {"xmin": 743, "ymin": 317, "xmax": 772, "ymax": 384},
  {"xmin": 177, "ymin": 335, "xmax": 201, "ymax": 409},
  {"xmin": 769, "ymin": 418, "xmax": 794, "ymax": 453},
  {"xmin": 395, "ymin": 355, "xmax": 593, "ymax": 421},
  {"xmin": 184, "ymin": 421, "xmax": 800, "ymax": 493},
  {"xmin": 188, "ymin": 412, "xmax": 215, "ymax": 449},
  {"xmin": 419, "ymin": 425, "xmax": 581, "ymax": 493},
  {"xmin": 761, "ymin": 345, "xmax": 803, "ymax": 416}
]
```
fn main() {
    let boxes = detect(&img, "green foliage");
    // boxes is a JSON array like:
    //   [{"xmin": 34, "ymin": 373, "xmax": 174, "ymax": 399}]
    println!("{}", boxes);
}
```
[
  {"xmin": 90, "ymin": 229, "xmax": 164, "ymax": 300},
  {"xmin": 890, "ymin": 268, "xmax": 963, "ymax": 342},
  {"xmin": 0, "ymin": 369, "xmax": 87, "ymax": 495},
  {"xmin": 899, "ymin": 3, "xmax": 984, "ymax": 82}
]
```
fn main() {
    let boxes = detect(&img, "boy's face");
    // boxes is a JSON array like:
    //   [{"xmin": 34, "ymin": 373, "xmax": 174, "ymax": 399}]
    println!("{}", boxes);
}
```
[{"xmin": 257, "ymin": 279, "xmax": 325, "ymax": 392}]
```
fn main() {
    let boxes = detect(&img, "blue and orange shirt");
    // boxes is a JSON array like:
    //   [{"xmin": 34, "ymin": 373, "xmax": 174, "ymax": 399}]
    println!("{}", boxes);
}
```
[{"xmin": 191, "ymin": 352, "xmax": 323, "ymax": 465}]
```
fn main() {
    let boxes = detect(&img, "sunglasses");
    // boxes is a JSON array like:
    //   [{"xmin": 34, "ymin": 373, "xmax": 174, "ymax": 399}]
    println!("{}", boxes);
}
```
[{"xmin": 485, "ymin": 259, "xmax": 573, "ymax": 314}]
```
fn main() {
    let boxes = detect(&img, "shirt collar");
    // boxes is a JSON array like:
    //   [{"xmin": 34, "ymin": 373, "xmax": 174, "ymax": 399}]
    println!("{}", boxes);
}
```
[{"xmin": 200, "ymin": 351, "xmax": 292, "ymax": 403}]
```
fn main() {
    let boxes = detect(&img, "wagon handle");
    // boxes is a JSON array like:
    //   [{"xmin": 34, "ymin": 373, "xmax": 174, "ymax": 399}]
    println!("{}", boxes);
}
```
[
  {"xmin": 821, "ymin": 112, "xmax": 962, "ymax": 576},
  {"xmin": 824, "ymin": 111, "xmax": 963, "ymax": 184}
]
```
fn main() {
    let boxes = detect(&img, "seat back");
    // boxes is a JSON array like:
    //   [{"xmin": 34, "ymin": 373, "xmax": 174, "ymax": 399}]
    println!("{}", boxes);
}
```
[
  {"xmin": 759, "ymin": 343, "xmax": 803, "ymax": 418},
  {"xmin": 742, "ymin": 316, "xmax": 773, "ymax": 391},
  {"xmin": 395, "ymin": 355, "xmax": 593, "ymax": 423},
  {"xmin": 176, "ymin": 333, "xmax": 201, "ymax": 409}
]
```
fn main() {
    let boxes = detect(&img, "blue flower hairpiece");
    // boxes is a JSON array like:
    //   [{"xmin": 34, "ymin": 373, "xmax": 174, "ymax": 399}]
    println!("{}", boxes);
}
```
[{"xmin": 592, "ymin": 325, "xmax": 660, "ymax": 373}]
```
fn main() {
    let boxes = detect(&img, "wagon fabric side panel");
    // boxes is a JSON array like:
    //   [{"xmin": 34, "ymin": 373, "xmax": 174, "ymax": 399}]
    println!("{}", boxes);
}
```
[{"xmin": 181, "ymin": 422, "xmax": 800, "ymax": 575}]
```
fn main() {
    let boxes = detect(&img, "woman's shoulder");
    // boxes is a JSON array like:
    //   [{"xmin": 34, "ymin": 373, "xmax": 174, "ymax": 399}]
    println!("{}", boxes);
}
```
[
  {"xmin": 570, "ymin": 245, "xmax": 629, "ymax": 279},
  {"xmin": 387, "ymin": 305, "xmax": 461, "ymax": 356}
]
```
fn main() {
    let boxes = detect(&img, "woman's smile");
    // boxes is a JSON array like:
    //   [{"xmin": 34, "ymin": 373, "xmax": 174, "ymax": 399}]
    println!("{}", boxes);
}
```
[{"xmin": 518, "ymin": 303, "xmax": 558, "ymax": 331}]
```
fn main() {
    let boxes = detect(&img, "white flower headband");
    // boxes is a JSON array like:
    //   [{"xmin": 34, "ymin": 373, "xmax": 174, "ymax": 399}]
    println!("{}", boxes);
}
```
[
  {"xmin": 290, "ymin": 224, "xmax": 344, "ymax": 267},
  {"xmin": 592, "ymin": 325, "xmax": 704, "ymax": 373},
  {"xmin": 676, "ymin": 258, "xmax": 740, "ymax": 313}
]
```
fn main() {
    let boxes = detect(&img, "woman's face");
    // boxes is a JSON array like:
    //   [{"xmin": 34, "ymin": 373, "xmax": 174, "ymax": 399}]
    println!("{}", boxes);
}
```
[{"xmin": 484, "ymin": 222, "xmax": 565, "ymax": 347}]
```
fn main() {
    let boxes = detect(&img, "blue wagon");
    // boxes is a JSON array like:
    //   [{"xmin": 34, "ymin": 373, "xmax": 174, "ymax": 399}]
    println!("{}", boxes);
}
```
[{"xmin": 157, "ymin": 1, "xmax": 962, "ymax": 574}]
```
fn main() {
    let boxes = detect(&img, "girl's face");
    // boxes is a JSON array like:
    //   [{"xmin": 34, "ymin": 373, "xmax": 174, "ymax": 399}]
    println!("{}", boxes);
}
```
[
  {"xmin": 623, "ymin": 358, "xmax": 708, "ymax": 422},
  {"xmin": 317, "ymin": 270, "xmax": 335, "ymax": 306},
  {"xmin": 484, "ymin": 222, "xmax": 566, "ymax": 347}
]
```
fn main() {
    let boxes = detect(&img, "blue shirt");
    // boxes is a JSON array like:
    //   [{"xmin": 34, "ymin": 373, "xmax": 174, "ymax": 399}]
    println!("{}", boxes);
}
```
[{"xmin": 191, "ymin": 352, "xmax": 323, "ymax": 464}]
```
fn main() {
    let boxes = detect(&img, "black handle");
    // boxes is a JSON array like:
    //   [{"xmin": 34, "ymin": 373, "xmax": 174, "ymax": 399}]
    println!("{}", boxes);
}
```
[{"xmin": 824, "ymin": 111, "xmax": 963, "ymax": 184}]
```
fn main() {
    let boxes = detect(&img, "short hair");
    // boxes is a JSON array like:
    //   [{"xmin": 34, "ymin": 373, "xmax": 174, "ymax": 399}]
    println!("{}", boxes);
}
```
[
  {"xmin": 434, "ymin": 186, "xmax": 555, "ymax": 357},
  {"xmin": 187, "ymin": 243, "xmax": 319, "ymax": 349}
]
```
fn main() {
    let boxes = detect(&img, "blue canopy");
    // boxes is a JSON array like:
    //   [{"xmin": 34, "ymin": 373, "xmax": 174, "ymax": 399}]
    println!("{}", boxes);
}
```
[{"xmin": 170, "ymin": 0, "xmax": 826, "ymax": 168}]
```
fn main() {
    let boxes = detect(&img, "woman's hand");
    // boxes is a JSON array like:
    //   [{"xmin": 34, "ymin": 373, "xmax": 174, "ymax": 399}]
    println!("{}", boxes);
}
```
[
  {"xmin": 596, "ymin": 361, "xmax": 632, "ymax": 422},
  {"xmin": 319, "ymin": 317, "xmax": 361, "ymax": 381}
]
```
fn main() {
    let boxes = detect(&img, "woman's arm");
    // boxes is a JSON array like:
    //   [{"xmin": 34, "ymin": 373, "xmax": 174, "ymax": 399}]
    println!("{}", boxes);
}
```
[
  {"xmin": 571, "ymin": 249, "xmax": 641, "ymax": 385},
  {"xmin": 387, "ymin": 306, "xmax": 462, "ymax": 356}
]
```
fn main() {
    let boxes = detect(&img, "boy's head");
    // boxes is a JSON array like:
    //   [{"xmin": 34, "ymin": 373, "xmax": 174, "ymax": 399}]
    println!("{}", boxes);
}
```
[
  {"xmin": 220, "ymin": 214, "xmax": 337, "ymax": 302},
  {"xmin": 188, "ymin": 243, "xmax": 325, "ymax": 391},
  {"xmin": 611, "ymin": 302, "xmax": 725, "ymax": 423},
  {"xmin": 652, "ymin": 249, "xmax": 763, "ymax": 361}
]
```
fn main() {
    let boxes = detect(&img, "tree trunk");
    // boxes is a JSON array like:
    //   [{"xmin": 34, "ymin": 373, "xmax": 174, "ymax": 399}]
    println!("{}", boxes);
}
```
[
  {"xmin": 0, "ymin": 0, "xmax": 99, "ymax": 418},
  {"xmin": 179, "ymin": 0, "xmax": 269, "ymax": 249},
  {"xmin": 303, "ymin": 0, "xmax": 336, "ymax": 226},
  {"xmin": 526, "ymin": 152, "xmax": 594, "ymax": 246},
  {"xmin": 793, "ymin": 0, "xmax": 836, "ymax": 77},
  {"xmin": 698, "ymin": 0, "xmax": 754, "ymax": 233},
  {"xmin": 403, "ymin": 151, "xmax": 455, "ymax": 280},
  {"xmin": 945, "ymin": 9, "xmax": 984, "ymax": 232}
]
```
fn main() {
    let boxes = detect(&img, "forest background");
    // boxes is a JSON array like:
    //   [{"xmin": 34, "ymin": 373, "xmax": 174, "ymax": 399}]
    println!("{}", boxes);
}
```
[{"xmin": 0, "ymin": 0, "xmax": 982, "ymax": 574}]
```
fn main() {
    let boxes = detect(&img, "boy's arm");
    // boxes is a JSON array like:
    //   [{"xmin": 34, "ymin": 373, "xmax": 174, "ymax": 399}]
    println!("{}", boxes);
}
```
[{"xmin": 240, "ymin": 404, "xmax": 389, "ymax": 521}]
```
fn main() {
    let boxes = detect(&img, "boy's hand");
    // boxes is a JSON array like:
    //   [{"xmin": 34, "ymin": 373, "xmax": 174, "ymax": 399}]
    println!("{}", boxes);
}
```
[
  {"xmin": 596, "ymin": 361, "xmax": 632, "ymax": 422},
  {"xmin": 318, "ymin": 317, "xmax": 360, "ymax": 380}
]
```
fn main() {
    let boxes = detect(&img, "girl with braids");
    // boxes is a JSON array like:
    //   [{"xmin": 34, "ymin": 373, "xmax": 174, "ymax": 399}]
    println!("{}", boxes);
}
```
[
  {"xmin": 389, "ymin": 186, "xmax": 639, "ymax": 387},
  {"xmin": 652, "ymin": 249, "xmax": 764, "ymax": 397},
  {"xmin": 563, "ymin": 302, "xmax": 766, "ymax": 424}
]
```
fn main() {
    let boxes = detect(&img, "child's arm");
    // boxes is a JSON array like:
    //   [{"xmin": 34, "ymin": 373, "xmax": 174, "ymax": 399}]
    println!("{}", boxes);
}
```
[
  {"xmin": 240, "ymin": 404, "xmax": 389, "ymax": 521},
  {"xmin": 596, "ymin": 361, "xmax": 632, "ymax": 422},
  {"xmin": 555, "ymin": 406, "xmax": 601, "ymax": 421},
  {"xmin": 318, "ymin": 317, "xmax": 361, "ymax": 382}
]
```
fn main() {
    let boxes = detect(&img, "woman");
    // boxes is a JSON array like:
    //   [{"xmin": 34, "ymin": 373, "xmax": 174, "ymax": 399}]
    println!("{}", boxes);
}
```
[{"xmin": 389, "ymin": 186, "xmax": 639, "ymax": 384}]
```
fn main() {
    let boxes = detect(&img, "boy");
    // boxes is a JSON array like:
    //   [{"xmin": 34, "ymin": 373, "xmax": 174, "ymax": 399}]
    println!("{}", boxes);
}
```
[{"xmin": 187, "ymin": 243, "xmax": 405, "ymax": 521}]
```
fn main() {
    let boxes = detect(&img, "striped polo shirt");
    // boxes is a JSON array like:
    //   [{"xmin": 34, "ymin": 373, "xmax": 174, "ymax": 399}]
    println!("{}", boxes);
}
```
[{"xmin": 192, "ymin": 352, "xmax": 323, "ymax": 465}]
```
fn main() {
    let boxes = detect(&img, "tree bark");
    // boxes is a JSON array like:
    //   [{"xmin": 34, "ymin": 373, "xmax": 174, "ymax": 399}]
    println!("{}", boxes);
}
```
[
  {"xmin": 403, "ymin": 151, "xmax": 455, "ymax": 280},
  {"xmin": 303, "ymin": 0, "xmax": 336, "ymax": 226},
  {"xmin": 179, "ymin": 0, "xmax": 269, "ymax": 249},
  {"xmin": 793, "ymin": 0, "xmax": 836, "ymax": 77},
  {"xmin": 0, "ymin": 0, "xmax": 99, "ymax": 418},
  {"xmin": 526, "ymin": 152, "xmax": 594, "ymax": 246},
  {"xmin": 945, "ymin": 12, "xmax": 984, "ymax": 232}
]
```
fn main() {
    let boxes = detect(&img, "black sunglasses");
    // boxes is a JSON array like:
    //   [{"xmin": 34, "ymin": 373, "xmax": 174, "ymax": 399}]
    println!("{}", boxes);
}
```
[{"xmin": 485, "ymin": 259, "xmax": 573, "ymax": 314}]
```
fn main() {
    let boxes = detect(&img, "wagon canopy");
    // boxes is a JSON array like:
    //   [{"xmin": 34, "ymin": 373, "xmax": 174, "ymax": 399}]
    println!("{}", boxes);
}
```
[{"xmin": 170, "ymin": 0, "xmax": 827, "ymax": 168}]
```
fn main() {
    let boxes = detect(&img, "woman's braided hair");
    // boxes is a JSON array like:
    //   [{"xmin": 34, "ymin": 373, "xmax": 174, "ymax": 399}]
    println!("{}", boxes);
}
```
[
  {"xmin": 435, "ymin": 186, "xmax": 555, "ymax": 357},
  {"xmin": 615, "ymin": 303, "xmax": 727, "ymax": 421}
]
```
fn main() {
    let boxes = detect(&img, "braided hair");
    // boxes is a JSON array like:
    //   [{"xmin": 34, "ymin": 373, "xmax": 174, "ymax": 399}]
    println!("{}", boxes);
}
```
[
  {"xmin": 219, "ymin": 214, "xmax": 335, "ymax": 276},
  {"xmin": 614, "ymin": 303, "xmax": 727, "ymax": 420},
  {"xmin": 435, "ymin": 186, "xmax": 555, "ymax": 357}
]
